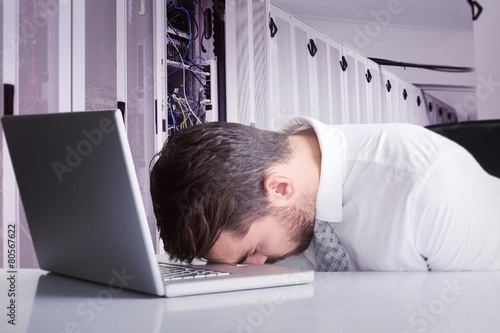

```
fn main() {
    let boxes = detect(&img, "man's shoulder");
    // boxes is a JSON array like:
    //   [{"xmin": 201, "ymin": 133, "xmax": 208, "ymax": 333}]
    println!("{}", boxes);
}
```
[
  {"xmin": 333, "ymin": 122, "xmax": 432, "ymax": 139},
  {"xmin": 334, "ymin": 123, "xmax": 458, "ymax": 175}
]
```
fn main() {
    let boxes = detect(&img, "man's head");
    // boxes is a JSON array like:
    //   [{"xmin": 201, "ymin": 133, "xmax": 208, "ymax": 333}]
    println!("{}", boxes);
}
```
[{"xmin": 150, "ymin": 122, "xmax": 317, "ymax": 264}]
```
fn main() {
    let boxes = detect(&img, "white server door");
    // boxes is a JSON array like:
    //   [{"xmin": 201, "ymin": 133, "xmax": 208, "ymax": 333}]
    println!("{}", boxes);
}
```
[
  {"xmin": 291, "ymin": 18, "xmax": 315, "ymax": 120},
  {"xmin": 380, "ymin": 67, "xmax": 400, "ymax": 123},
  {"xmin": 327, "ymin": 39, "xmax": 345, "ymax": 124},
  {"xmin": 397, "ymin": 78, "xmax": 410, "ymax": 123},
  {"xmin": 408, "ymin": 86, "xmax": 427, "ymax": 126},
  {"xmin": 226, "ymin": 0, "xmax": 270, "ymax": 129},
  {"xmin": 269, "ymin": 4, "xmax": 305, "ymax": 129},
  {"xmin": 340, "ymin": 45, "xmax": 359, "ymax": 124},
  {"xmin": 353, "ymin": 53, "xmax": 371, "ymax": 124},
  {"xmin": 2, "ymin": 0, "xmax": 68, "ymax": 268},
  {"xmin": 269, "ymin": 6, "xmax": 295, "ymax": 129},
  {"xmin": 366, "ymin": 59, "xmax": 382, "ymax": 124},
  {"xmin": 309, "ymin": 32, "xmax": 341, "ymax": 125}
]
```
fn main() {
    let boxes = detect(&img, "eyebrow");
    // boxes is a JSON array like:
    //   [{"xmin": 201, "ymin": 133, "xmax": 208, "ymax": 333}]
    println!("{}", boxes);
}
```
[
  {"xmin": 237, "ymin": 252, "xmax": 290, "ymax": 265},
  {"xmin": 266, "ymin": 250, "xmax": 296, "ymax": 264},
  {"xmin": 265, "ymin": 255, "xmax": 286, "ymax": 264}
]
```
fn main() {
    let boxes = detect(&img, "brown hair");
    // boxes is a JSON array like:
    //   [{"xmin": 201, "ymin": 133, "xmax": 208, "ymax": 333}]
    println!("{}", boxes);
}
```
[{"xmin": 150, "ymin": 122, "xmax": 292, "ymax": 263}]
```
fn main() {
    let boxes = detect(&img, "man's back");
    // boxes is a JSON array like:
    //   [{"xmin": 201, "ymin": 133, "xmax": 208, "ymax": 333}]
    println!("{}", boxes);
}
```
[{"xmin": 279, "ymin": 118, "xmax": 500, "ymax": 271}]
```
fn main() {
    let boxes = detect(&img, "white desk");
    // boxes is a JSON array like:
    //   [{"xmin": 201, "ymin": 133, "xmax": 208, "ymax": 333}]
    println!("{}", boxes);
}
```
[{"xmin": 1, "ymin": 269, "xmax": 499, "ymax": 332}]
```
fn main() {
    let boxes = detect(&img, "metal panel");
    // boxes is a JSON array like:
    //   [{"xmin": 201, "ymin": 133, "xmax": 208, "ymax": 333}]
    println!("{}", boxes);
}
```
[
  {"xmin": 153, "ymin": 0, "xmax": 166, "ymax": 147},
  {"xmin": 310, "ymin": 34, "xmax": 331, "ymax": 124},
  {"xmin": 59, "ymin": 0, "xmax": 71, "ymax": 111},
  {"xmin": 355, "ymin": 53, "xmax": 369, "ymax": 124},
  {"xmin": 380, "ymin": 67, "xmax": 397, "ymax": 123},
  {"xmin": 72, "ymin": 0, "xmax": 85, "ymax": 110},
  {"xmin": 292, "ymin": 19, "xmax": 313, "ymax": 120},
  {"xmin": 116, "ymin": 0, "xmax": 127, "ymax": 121},
  {"xmin": 2, "ymin": 0, "xmax": 19, "ymax": 269},
  {"xmin": 252, "ymin": 0, "xmax": 270, "ymax": 129},
  {"xmin": 123, "ymin": 0, "xmax": 157, "ymax": 251},
  {"xmin": 83, "ymin": 0, "xmax": 117, "ymax": 111},
  {"xmin": 269, "ymin": 6, "xmax": 296, "ymax": 129},
  {"xmin": 366, "ymin": 59, "xmax": 382, "ymax": 124},
  {"xmin": 328, "ymin": 40, "xmax": 345, "ymax": 124},
  {"xmin": 3, "ymin": 0, "xmax": 66, "ymax": 267},
  {"xmin": 341, "ymin": 45, "xmax": 358, "ymax": 124},
  {"xmin": 226, "ymin": 0, "xmax": 270, "ymax": 128}
]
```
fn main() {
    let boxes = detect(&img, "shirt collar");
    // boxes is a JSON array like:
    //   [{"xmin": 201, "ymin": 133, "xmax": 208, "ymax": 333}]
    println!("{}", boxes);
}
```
[{"xmin": 279, "ymin": 116, "xmax": 345, "ymax": 223}]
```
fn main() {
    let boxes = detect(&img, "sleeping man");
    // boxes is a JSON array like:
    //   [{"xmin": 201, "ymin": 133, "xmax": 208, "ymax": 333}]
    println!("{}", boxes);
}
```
[{"xmin": 149, "ymin": 117, "xmax": 500, "ymax": 271}]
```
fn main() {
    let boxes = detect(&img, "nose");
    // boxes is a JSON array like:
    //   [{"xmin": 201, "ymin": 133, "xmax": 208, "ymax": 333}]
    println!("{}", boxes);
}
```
[{"xmin": 244, "ymin": 253, "xmax": 268, "ymax": 265}]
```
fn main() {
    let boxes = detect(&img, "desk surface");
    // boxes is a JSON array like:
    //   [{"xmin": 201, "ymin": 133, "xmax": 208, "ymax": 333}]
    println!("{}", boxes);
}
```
[{"xmin": 1, "ymin": 269, "xmax": 499, "ymax": 333}]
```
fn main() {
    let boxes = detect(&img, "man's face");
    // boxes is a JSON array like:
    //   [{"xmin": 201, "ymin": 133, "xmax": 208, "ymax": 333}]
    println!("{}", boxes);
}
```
[{"xmin": 206, "ymin": 193, "xmax": 316, "ymax": 265}]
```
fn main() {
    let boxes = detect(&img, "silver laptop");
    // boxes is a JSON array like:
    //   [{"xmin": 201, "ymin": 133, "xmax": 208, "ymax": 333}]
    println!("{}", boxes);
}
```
[{"xmin": 2, "ymin": 110, "xmax": 314, "ymax": 297}]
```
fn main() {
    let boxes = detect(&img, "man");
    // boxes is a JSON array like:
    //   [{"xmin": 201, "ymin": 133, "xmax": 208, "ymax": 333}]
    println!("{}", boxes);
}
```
[{"xmin": 150, "ymin": 116, "xmax": 500, "ymax": 271}]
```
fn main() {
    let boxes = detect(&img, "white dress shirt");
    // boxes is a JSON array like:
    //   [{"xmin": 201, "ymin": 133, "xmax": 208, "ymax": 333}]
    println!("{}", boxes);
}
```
[{"xmin": 277, "ymin": 116, "xmax": 500, "ymax": 271}]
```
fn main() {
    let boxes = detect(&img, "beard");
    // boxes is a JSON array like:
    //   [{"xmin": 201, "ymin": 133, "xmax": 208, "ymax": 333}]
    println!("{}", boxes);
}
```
[{"xmin": 265, "ymin": 191, "xmax": 316, "ymax": 264}]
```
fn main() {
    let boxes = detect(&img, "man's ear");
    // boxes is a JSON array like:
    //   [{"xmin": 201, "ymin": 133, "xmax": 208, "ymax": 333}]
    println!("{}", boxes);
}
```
[{"xmin": 263, "ymin": 172, "xmax": 295, "ymax": 206}]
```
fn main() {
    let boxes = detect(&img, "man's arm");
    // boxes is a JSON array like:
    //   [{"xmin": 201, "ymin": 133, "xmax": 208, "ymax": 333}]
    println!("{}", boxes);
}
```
[{"xmin": 413, "ymin": 146, "xmax": 500, "ymax": 271}]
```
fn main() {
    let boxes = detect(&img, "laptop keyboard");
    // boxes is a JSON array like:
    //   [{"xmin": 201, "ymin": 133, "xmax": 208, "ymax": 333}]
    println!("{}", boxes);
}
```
[{"xmin": 158, "ymin": 262, "xmax": 231, "ymax": 281}]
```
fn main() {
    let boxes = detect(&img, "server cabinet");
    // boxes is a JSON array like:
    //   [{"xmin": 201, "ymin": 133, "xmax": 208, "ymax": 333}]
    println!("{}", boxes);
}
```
[
  {"xmin": 424, "ymin": 92, "xmax": 456, "ymax": 125},
  {"xmin": 1, "ymin": 0, "xmax": 455, "ymax": 268},
  {"xmin": 73, "ymin": 0, "xmax": 158, "ymax": 252},
  {"xmin": 408, "ymin": 85, "xmax": 427, "ymax": 125},
  {"xmin": 268, "ymin": 6, "xmax": 297, "ymax": 129},
  {"xmin": 268, "ymin": 4, "xmax": 444, "ymax": 128},
  {"xmin": 2, "ymin": 0, "xmax": 63, "ymax": 267},
  {"xmin": 1, "ymin": 0, "xmax": 159, "ymax": 267},
  {"xmin": 310, "ymin": 33, "xmax": 343, "ymax": 125},
  {"xmin": 225, "ymin": 0, "xmax": 270, "ymax": 129},
  {"xmin": 269, "ymin": 4, "xmax": 347, "ymax": 128},
  {"xmin": 365, "ymin": 58, "xmax": 383, "ymax": 124},
  {"xmin": 154, "ymin": 0, "xmax": 219, "ymax": 141},
  {"xmin": 269, "ymin": 5, "xmax": 314, "ymax": 129}
]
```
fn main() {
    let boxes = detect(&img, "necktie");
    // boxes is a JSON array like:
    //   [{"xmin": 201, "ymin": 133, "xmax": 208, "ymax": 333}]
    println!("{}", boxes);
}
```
[{"xmin": 314, "ymin": 219, "xmax": 349, "ymax": 272}]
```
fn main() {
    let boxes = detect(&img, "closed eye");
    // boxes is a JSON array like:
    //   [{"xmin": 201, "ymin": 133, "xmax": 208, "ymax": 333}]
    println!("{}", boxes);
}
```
[{"xmin": 238, "ymin": 248, "xmax": 257, "ymax": 264}]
